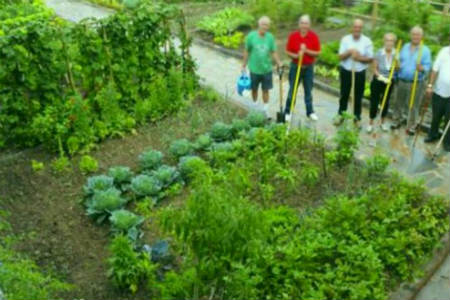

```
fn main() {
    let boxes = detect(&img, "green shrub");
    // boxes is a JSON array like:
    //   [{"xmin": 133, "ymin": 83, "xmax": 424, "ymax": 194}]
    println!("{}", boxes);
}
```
[
  {"xmin": 109, "ymin": 209, "xmax": 145, "ymax": 241},
  {"xmin": 108, "ymin": 235, "xmax": 156, "ymax": 293},
  {"xmin": 326, "ymin": 114, "xmax": 359, "ymax": 167},
  {"xmin": 169, "ymin": 139, "xmax": 194, "ymax": 159},
  {"xmin": 86, "ymin": 188, "xmax": 127, "ymax": 223},
  {"xmin": 79, "ymin": 155, "xmax": 99, "ymax": 174},
  {"xmin": 51, "ymin": 156, "xmax": 71, "ymax": 173},
  {"xmin": 178, "ymin": 156, "xmax": 208, "ymax": 181},
  {"xmin": 365, "ymin": 153, "xmax": 390, "ymax": 178},
  {"xmin": 130, "ymin": 175, "xmax": 162, "ymax": 198},
  {"xmin": 138, "ymin": 150, "xmax": 163, "ymax": 171},
  {"xmin": 213, "ymin": 32, "xmax": 244, "ymax": 49},
  {"xmin": 197, "ymin": 7, "xmax": 254, "ymax": 36},
  {"xmin": 210, "ymin": 122, "xmax": 233, "ymax": 142}
]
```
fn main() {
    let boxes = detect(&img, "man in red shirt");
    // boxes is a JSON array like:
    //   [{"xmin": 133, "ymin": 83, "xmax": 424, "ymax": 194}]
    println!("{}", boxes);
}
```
[{"xmin": 285, "ymin": 15, "xmax": 321, "ymax": 121}]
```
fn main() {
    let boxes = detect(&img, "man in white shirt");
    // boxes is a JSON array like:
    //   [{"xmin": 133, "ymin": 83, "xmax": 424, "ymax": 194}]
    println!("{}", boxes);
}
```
[
  {"xmin": 335, "ymin": 19, "xmax": 373, "ymax": 126},
  {"xmin": 424, "ymin": 43, "xmax": 450, "ymax": 152}
]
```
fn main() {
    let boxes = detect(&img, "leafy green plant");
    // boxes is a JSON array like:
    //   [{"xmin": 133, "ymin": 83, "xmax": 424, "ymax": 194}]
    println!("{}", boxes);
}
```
[
  {"xmin": 246, "ymin": 110, "xmax": 267, "ymax": 128},
  {"xmin": 151, "ymin": 165, "xmax": 179, "ymax": 188},
  {"xmin": 231, "ymin": 118, "xmax": 251, "ymax": 136},
  {"xmin": 79, "ymin": 155, "xmax": 99, "ymax": 174},
  {"xmin": 109, "ymin": 209, "xmax": 145, "ymax": 241},
  {"xmin": 83, "ymin": 175, "xmax": 115, "ymax": 197},
  {"xmin": 320, "ymin": 41, "xmax": 340, "ymax": 67},
  {"xmin": 169, "ymin": 139, "xmax": 194, "ymax": 159},
  {"xmin": 138, "ymin": 150, "xmax": 163, "ymax": 171},
  {"xmin": 86, "ymin": 188, "xmax": 127, "ymax": 223},
  {"xmin": 210, "ymin": 122, "xmax": 233, "ymax": 142},
  {"xmin": 107, "ymin": 235, "xmax": 156, "ymax": 294},
  {"xmin": 178, "ymin": 156, "xmax": 208, "ymax": 181},
  {"xmin": 326, "ymin": 114, "xmax": 359, "ymax": 167},
  {"xmin": 193, "ymin": 134, "xmax": 212, "ymax": 151},
  {"xmin": 197, "ymin": 7, "xmax": 254, "ymax": 37},
  {"xmin": 365, "ymin": 153, "xmax": 390, "ymax": 178},
  {"xmin": 130, "ymin": 175, "xmax": 162, "ymax": 198},
  {"xmin": 50, "ymin": 156, "xmax": 71, "ymax": 174},
  {"xmin": 213, "ymin": 32, "xmax": 244, "ymax": 49},
  {"xmin": 31, "ymin": 159, "xmax": 44, "ymax": 172},
  {"xmin": 108, "ymin": 166, "xmax": 134, "ymax": 186}
]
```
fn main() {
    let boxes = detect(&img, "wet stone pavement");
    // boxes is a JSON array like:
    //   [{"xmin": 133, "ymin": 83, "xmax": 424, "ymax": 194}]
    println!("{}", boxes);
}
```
[{"xmin": 44, "ymin": 1, "xmax": 450, "ymax": 299}]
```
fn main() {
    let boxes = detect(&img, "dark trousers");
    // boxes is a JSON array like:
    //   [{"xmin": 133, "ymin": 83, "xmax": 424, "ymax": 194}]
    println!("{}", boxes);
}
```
[
  {"xmin": 339, "ymin": 67, "xmax": 366, "ymax": 121},
  {"xmin": 428, "ymin": 93, "xmax": 450, "ymax": 146},
  {"xmin": 369, "ymin": 77, "xmax": 394, "ymax": 120},
  {"xmin": 285, "ymin": 63, "xmax": 314, "ymax": 115}
]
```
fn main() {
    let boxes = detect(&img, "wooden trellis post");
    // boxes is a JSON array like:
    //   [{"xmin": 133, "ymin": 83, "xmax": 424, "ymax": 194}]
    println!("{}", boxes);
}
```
[{"xmin": 371, "ymin": 0, "xmax": 379, "ymax": 30}]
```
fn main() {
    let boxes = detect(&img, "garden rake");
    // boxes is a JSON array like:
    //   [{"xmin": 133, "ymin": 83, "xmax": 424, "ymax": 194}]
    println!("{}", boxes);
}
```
[
  {"xmin": 287, "ymin": 51, "xmax": 304, "ymax": 132},
  {"xmin": 371, "ymin": 40, "xmax": 403, "ymax": 144},
  {"xmin": 407, "ymin": 40, "xmax": 424, "ymax": 133}
]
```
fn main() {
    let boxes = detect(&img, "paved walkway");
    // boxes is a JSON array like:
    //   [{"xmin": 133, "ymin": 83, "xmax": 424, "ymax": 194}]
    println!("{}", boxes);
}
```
[{"xmin": 44, "ymin": 1, "xmax": 450, "ymax": 299}]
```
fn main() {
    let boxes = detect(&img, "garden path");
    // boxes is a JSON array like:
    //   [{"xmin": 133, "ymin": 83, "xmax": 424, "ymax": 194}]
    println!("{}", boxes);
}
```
[{"xmin": 44, "ymin": 1, "xmax": 450, "ymax": 299}]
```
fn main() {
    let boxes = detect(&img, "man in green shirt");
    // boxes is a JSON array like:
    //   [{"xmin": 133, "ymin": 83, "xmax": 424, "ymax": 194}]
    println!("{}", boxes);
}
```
[{"xmin": 242, "ymin": 16, "xmax": 282, "ymax": 115}]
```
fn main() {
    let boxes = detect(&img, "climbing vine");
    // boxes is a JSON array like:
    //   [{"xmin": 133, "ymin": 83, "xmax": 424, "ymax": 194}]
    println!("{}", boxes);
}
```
[{"xmin": 0, "ymin": 1, "xmax": 196, "ymax": 153}]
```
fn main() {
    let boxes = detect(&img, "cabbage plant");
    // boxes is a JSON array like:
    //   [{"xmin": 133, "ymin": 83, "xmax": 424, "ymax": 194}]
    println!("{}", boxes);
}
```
[
  {"xmin": 108, "ymin": 166, "xmax": 134, "ymax": 186},
  {"xmin": 194, "ymin": 134, "xmax": 212, "ymax": 151},
  {"xmin": 210, "ymin": 122, "xmax": 232, "ymax": 142},
  {"xmin": 231, "ymin": 118, "xmax": 251, "ymax": 136},
  {"xmin": 138, "ymin": 150, "xmax": 163, "ymax": 171},
  {"xmin": 169, "ymin": 139, "xmax": 194, "ymax": 159},
  {"xmin": 83, "ymin": 175, "xmax": 114, "ymax": 197},
  {"xmin": 130, "ymin": 175, "xmax": 162, "ymax": 197},
  {"xmin": 86, "ymin": 188, "xmax": 127, "ymax": 223},
  {"xmin": 151, "ymin": 165, "xmax": 180, "ymax": 187},
  {"xmin": 246, "ymin": 110, "xmax": 267, "ymax": 128},
  {"xmin": 109, "ymin": 209, "xmax": 145, "ymax": 241}
]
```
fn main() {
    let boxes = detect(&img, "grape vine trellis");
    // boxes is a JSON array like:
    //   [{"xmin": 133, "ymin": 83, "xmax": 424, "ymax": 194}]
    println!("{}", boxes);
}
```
[{"xmin": 0, "ymin": 1, "xmax": 196, "ymax": 154}]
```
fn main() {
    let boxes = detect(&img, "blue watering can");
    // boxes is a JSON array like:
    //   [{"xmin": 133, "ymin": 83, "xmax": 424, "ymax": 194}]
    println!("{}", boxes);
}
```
[{"xmin": 237, "ymin": 73, "xmax": 251, "ymax": 96}]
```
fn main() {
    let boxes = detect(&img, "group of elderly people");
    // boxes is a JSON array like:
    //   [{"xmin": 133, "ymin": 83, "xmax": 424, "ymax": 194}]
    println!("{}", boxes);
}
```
[{"xmin": 242, "ymin": 16, "xmax": 450, "ymax": 152}]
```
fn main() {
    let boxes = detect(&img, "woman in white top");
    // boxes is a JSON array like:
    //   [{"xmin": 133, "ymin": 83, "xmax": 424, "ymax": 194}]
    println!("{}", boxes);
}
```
[{"xmin": 367, "ymin": 33, "xmax": 397, "ymax": 133}]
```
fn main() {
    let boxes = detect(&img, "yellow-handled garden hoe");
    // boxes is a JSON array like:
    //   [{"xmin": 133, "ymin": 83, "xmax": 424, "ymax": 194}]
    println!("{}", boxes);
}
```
[
  {"xmin": 407, "ymin": 40, "xmax": 424, "ymax": 130},
  {"xmin": 372, "ymin": 40, "xmax": 403, "ymax": 142},
  {"xmin": 287, "ymin": 50, "xmax": 304, "ymax": 132}
]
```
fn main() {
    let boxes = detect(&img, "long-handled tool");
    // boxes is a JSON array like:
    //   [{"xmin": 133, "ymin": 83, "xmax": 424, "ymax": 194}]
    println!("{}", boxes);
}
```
[
  {"xmin": 412, "ymin": 91, "xmax": 432, "ymax": 148},
  {"xmin": 350, "ymin": 62, "xmax": 356, "ymax": 121},
  {"xmin": 276, "ymin": 66, "xmax": 285, "ymax": 123},
  {"xmin": 407, "ymin": 40, "xmax": 424, "ymax": 132},
  {"xmin": 287, "ymin": 51, "xmax": 304, "ymax": 132},
  {"xmin": 408, "ymin": 118, "xmax": 449, "ymax": 174},
  {"xmin": 372, "ymin": 40, "xmax": 403, "ymax": 143},
  {"xmin": 431, "ymin": 119, "xmax": 450, "ymax": 160}
]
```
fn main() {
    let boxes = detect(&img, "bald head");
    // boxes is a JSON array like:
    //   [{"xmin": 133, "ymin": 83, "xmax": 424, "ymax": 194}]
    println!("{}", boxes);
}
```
[
  {"xmin": 352, "ymin": 19, "xmax": 364, "ymax": 39},
  {"xmin": 258, "ymin": 16, "xmax": 271, "ymax": 34},
  {"xmin": 299, "ymin": 14, "xmax": 311, "ymax": 32},
  {"xmin": 410, "ymin": 25, "xmax": 423, "ymax": 46}
]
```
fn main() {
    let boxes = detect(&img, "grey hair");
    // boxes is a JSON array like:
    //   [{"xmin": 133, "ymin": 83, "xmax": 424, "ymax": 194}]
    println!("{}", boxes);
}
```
[
  {"xmin": 299, "ymin": 15, "xmax": 311, "ymax": 24},
  {"xmin": 354, "ymin": 18, "xmax": 364, "ymax": 26},
  {"xmin": 384, "ymin": 32, "xmax": 397, "ymax": 41},
  {"xmin": 410, "ymin": 25, "xmax": 424, "ymax": 35},
  {"xmin": 258, "ymin": 16, "xmax": 271, "ymax": 26}
]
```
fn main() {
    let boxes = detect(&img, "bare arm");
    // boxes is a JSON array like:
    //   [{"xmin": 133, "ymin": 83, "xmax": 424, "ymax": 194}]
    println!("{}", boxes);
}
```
[
  {"xmin": 272, "ymin": 51, "xmax": 282, "ymax": 67},
  {"xmin": 305, "ymin": 48, "xmax": 321, "ymax": 57},
  {"xmin": 242, "ymin": 49, "xmax": 249, "ymax": 69},
  {"xmin": 285, "ymin": 50, "xmax": 298, "ymax": 59},
  {"xmin": 428, "ymin": 70, "xmax": 437, "ymax": 86},
  {"xmin": 354, "ymin": 53, "xmax": 373, "ymax": 63},
  {"xmin": 339, "ymin": 49, "xmax": 353, "ymax": 61},
  {"xmin": 372, "ymin": 59, "xmax": 379, "ymax": 77}
]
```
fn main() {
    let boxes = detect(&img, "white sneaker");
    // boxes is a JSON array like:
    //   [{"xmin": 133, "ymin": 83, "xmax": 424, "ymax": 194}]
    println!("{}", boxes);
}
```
[
  {"xmin": 366, "ymin": 125, "xmax": 373, "ymax": 133},
  {"xmin": 285, "ymin": 114, "xmax": 291, "ymax": 122},
  {"xmin": 308, "ymin": 113, "xmax": 318, "ymax": 121},
  {"xmin": 381, "ymin": 123, "xmax": 389, "ymax": 132}
]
